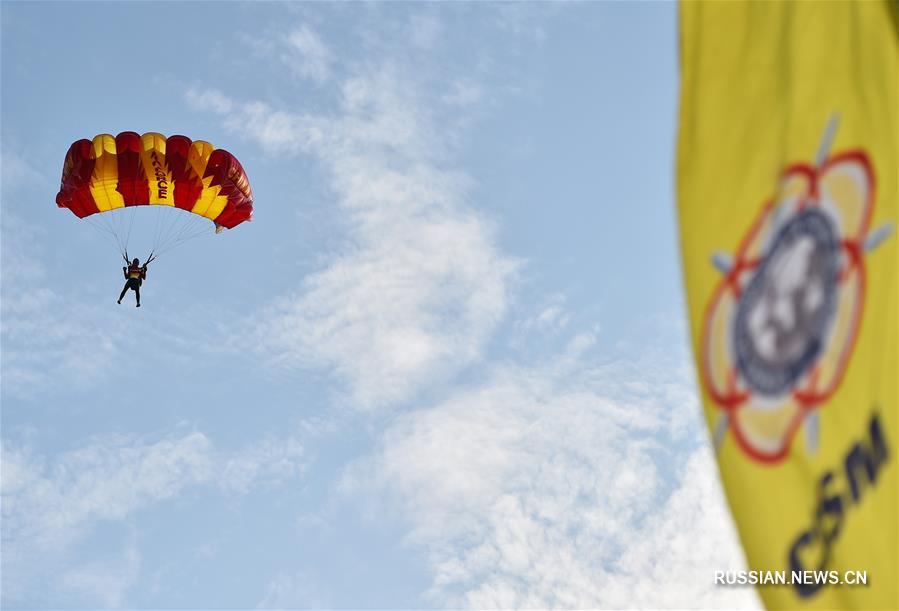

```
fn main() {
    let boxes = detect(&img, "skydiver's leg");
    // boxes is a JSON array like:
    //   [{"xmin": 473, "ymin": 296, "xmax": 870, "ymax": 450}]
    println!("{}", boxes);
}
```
[
  {"xmin": 118, "ymin": 283, "xmax": 129, "ymax": 304},
  {"xmin": 134, "ymin": 284, "xmax": 140, "ymax": 307}
]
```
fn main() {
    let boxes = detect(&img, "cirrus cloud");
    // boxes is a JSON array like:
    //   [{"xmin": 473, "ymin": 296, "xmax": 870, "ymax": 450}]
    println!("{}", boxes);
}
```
[
  {"xmin": 342, "ymin": 337, "xmax": 760, "ymax": 609},
  {"xmin": 189, "ymin": 59, "xmax": 517, "ymax": 410}
]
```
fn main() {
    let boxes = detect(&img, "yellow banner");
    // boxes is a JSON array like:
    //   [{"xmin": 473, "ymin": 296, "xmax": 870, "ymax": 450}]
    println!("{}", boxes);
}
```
[{"xmin": 677, "ymin": 2, "xmax": 897, "ymax": 609}]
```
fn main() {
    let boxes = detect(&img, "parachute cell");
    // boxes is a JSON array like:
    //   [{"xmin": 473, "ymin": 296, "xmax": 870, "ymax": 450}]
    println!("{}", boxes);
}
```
[{"xmin": 56, "ymin": 131, "xmax": 253, "ymax": 231}]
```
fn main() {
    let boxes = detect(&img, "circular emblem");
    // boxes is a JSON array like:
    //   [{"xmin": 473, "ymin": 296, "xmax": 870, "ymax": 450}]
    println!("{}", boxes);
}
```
[
  {"xmin": 699, "ymin": 140, "xmax": 888, "ymax": 463},
  {"xmin": 733, "ymin": 209, "xmax": 840, "ymax": 397}
]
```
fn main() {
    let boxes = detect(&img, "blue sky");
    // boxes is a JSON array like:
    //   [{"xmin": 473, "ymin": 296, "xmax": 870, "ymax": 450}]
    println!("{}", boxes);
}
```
[{"xmin": 2, "ymin": 2, "xmax": 758, "ymax": 609}]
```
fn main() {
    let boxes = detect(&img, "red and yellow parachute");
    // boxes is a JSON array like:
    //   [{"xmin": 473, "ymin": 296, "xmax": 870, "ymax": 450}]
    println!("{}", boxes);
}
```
[{"xmin": 56, "ymin": 131, "xmax": 253, "ymax": 240}]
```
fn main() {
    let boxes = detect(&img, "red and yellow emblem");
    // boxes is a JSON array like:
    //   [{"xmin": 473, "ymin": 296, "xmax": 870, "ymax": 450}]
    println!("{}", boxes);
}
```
[{"xmin": 701, "ymin": 129, "xmax": 890, "ymax": 463}]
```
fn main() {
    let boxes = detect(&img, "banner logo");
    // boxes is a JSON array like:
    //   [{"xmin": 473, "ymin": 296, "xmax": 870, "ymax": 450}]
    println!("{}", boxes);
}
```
[{"xmin": 701, "ymin": 118, "xmax": 892, "ymax": 463}]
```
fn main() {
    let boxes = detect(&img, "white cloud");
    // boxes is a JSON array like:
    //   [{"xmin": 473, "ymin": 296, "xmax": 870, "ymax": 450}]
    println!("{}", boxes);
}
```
[
  {"xmin": 494, "ymin": 3, "xmax": 553, "ymax": 45},
  {"xmin": 0, "ymin": 146, "xmax": 47, "ymax": 193},
  {"xmin": 219, "ymin": 435, "xmax": 306, "ymax": 495},
  {"xmin": 523, "ymin": 294, "xmax": 573, "ymax": 335},
  {"xmin": 342, "ymin": 339, "xmax": 760, "ymax": 609},
  {"xmin": 60, "ymin": 536, "xmax": 142, "ymax": 609},
  {"xmin": 282, "ymin": 25, "xmax": 333, "ymax": 83},
  {"xmin": 257, "ymin": 571, "xmax": 327, "ymax": 609},
  {"xmin": 191, "ymin": 64, "xmax": 516, "ymax": 410},
  {"xmin": 443, "ymin": 80, "xmax": 484, "ymax": 107},
  {"xmin": 0, "ymin": 214, "xmax": 124, "ymax": 397},
  {"xmin": 408, "ymin": 14, "xmax": 443, "ymax": 50},
  {"xmin": 1, "ymin": 432, "xmax": 214, "ymax": 553},
  {"xmin": 182, "ymin": 13, "xmax": 755, "ymax": 609},
  {"xmin": 0, "ymin": 210, "xmax": 236, "ymax": 398},
  {"xmin": 1, "ymin": 429, "xmax": 307, "ymax": 606},
  {"xmin": 2, "ymin": 431, "xmax": 307, "ymax": 548},
  {"xmin": 184, "ymin": 88, "xmax": 234, "ymax": 115}
]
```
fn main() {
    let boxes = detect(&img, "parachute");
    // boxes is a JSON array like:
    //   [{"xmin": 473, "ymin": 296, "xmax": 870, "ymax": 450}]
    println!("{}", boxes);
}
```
[{"xmin": 56, "ymin": 131, "xmax": 253, "ymax": 258}]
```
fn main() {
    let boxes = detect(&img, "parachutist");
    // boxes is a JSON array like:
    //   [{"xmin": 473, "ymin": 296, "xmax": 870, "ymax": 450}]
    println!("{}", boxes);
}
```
[
  {"xmin": 56, "ymin": 132, "xmax": 253, "ymax": 297},
  {"xmin": 118, "ymin": 257, "xmax": 148, "ymax": 307}
]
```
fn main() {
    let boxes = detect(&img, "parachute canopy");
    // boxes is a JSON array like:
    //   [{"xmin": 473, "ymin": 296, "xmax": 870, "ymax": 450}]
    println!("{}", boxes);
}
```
[{"xmin": 56, "ymin": 131, "xmax": 253, "ymax": 232}]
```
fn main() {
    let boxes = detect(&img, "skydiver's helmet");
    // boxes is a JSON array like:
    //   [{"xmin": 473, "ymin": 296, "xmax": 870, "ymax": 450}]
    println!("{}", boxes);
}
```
[{"xmin": 132, "ymin": 258, "xmax": 139, "ymax": 266}]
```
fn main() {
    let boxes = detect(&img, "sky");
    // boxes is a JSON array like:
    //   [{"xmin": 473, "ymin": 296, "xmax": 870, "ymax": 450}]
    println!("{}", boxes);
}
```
[{"xmin": 2, "ymin": 2, "xmax": 760, "ymax": 609}]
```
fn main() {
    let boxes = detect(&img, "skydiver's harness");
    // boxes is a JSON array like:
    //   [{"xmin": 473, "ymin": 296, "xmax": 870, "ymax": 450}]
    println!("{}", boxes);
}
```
[
  {"xmin": 122, "ymin": 251, "xmax": 154, "ymax": 284},
  {"xmin": 126, "ymin": 264, "xmax": 146, "ymax": 280}
]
